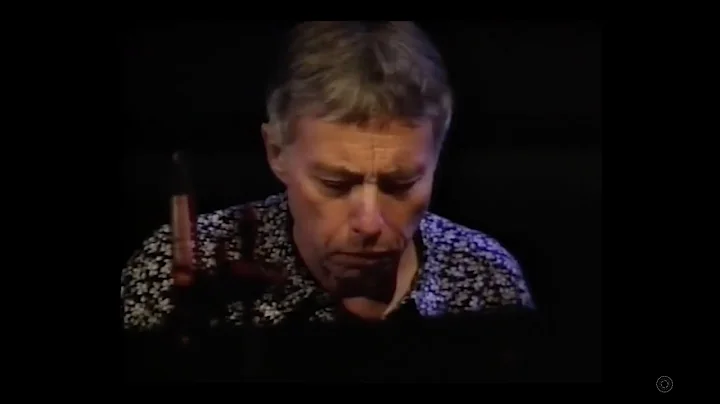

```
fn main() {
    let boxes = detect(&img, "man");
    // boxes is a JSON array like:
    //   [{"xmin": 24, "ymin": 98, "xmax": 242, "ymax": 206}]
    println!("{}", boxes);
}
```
[{"xmin": 122, "ymin": 21, "xmax": 534, "ymax": 338}]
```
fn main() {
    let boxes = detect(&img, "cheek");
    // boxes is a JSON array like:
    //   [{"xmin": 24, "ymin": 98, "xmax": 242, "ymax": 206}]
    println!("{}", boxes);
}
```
[
  {"xmin": 290, "ymin": 175, "xmax": 323, "ymax": 209},
  {"xmin": 287, "ymin": 175, "xmax": 325, "ymax": 224},
  {"xmin": 383, "ymin": 181, "xmax": 434, "ymax": 235},
  {"xmin": 287, "ymin": 173, "xmax": 349, "ymax": 238}
]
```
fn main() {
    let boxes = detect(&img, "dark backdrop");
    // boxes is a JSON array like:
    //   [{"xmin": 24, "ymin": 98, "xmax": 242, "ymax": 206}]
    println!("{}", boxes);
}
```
[{"xmin": 121, "ymin": 20, "xmax": 601, "ymax": 380}]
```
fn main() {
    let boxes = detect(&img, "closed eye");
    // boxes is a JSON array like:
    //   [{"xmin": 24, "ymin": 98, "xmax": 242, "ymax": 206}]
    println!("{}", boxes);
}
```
[
  {"xmin": 319, "ymin": 178, "xmax": 418, "ymax": 195},
  {"xmin": 380, "ymin": 181, "xmax": 417, "ymax": 194},
  {"xmin": 320, "ymin": 179, "xmax": 354, "ymax": 193}
]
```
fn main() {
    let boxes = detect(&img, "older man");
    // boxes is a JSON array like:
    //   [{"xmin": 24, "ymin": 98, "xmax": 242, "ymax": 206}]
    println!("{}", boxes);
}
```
[{"xmin": 122, "ymin": 21, "xmax": 534, "ymax": 340}]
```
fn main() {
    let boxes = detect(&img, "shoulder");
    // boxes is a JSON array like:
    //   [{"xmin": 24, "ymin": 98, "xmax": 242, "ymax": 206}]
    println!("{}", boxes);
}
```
[
  {"xmin": 418, "ymin": 213, "xmax": 535, "ymax": 311},
  {"xmin": 120, "ymin": 193, "xmax": 284, "ymax": 331}
]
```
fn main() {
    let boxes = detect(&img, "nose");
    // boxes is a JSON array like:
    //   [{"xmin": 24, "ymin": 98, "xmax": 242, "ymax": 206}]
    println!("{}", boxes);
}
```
[{"xmin": 350, "ymin": 185, "xmax": 384, "ymax": 239}]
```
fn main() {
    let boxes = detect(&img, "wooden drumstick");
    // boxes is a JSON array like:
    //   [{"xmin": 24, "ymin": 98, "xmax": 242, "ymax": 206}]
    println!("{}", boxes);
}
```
[{"xmin": 170, "ymin": 151, "xmax": 197, "ymax": 287}]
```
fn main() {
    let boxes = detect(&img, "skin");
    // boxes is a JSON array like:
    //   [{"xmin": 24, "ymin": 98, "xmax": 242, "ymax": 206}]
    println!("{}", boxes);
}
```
[{"xmin": 262, "ymin": 116, "xmax": 439, "ymax": 319}]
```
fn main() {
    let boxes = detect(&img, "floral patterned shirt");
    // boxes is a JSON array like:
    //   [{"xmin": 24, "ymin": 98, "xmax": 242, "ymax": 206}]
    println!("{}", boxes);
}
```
[{"xmin": 121, "ymin": 192, "xmax": 535, "ymax": 331}]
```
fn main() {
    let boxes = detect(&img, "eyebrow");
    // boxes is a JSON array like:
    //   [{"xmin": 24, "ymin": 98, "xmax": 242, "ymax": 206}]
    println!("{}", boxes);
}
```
[
  {"xmin": 310, "ymin": 163, "xmax": 362, "ymax": 178},
  {"xmin": 310, "ymin": 162, "xmax": 426, "ymax": 181}
]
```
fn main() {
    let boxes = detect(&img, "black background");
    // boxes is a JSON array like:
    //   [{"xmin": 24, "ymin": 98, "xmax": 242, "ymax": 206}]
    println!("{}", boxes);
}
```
[{"xmin": 120, "ymin": 20, "xmax": 602, "ymax": 381}]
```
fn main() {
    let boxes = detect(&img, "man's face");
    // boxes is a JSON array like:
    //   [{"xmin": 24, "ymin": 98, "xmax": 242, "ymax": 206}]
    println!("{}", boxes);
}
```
[{"xmin": 265, "ymin": 117, "xmax": 438, "ymax": 295}]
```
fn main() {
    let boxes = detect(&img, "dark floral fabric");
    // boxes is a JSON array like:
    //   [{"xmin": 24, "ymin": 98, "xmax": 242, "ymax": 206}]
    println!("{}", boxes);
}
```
[{"xmin": 121, "ymin": 192, "xmax": 534, "ymax": 330}]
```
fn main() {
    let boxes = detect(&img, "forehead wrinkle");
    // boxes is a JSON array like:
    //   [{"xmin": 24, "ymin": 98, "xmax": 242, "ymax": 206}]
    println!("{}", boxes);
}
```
[
  {"xmin": 340, "ymin": 137, "xmax": 420, "ymax": 178},
  {"xmin": 296, "ymin": 117, "xmax": 433, "ymax": 177},
  {"xmin": 352, "ymin": 135, "xmax": 399, "ymax": 180}
]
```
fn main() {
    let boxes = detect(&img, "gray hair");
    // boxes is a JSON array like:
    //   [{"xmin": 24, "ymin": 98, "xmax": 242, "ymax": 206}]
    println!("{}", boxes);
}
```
[{"xmin": 266, "ymin": 21, "xmax": 454, "ymax": 146}]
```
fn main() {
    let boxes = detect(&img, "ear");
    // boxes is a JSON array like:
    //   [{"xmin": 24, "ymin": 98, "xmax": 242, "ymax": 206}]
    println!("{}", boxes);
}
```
[{"xmin": 261, "ymin": 123, "xmax": 289, "ymax": 185}]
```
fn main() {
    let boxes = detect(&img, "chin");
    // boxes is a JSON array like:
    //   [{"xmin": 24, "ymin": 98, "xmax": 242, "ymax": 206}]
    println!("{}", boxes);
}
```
[{"xmin": 330, "ymin": 268, "xmax": 362, "ymax": 279}]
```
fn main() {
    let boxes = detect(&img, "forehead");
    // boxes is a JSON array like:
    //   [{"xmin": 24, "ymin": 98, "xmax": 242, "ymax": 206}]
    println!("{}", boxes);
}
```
[{"xmin": 291, "ymin": 117, "xmax": 435, "ymax": 173}]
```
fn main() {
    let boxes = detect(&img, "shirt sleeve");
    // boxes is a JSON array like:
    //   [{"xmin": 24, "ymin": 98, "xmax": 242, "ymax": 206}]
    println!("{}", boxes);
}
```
[
  {"xmin": 121, "ymin": 225, "xmax": 176, "ymax": 332},
  {"xmin": 492, "ymin": 252, "xmax": 536, "ymax": 311},
  {"xmin": 466, "ymin": 232, "xmax": 537, "ymax": 312}
]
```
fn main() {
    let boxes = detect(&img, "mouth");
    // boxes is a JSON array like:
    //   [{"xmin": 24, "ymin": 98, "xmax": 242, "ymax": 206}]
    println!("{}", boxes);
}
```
[{"xmin": 330, "ymin": 252, "xmax": 398, "ymax": 268}]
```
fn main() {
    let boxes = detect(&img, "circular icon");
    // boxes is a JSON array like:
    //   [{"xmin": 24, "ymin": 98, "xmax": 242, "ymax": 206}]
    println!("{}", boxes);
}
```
[{"xmin": 656, "ymin": 376, "xmax": 673, "ymax": 393}]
